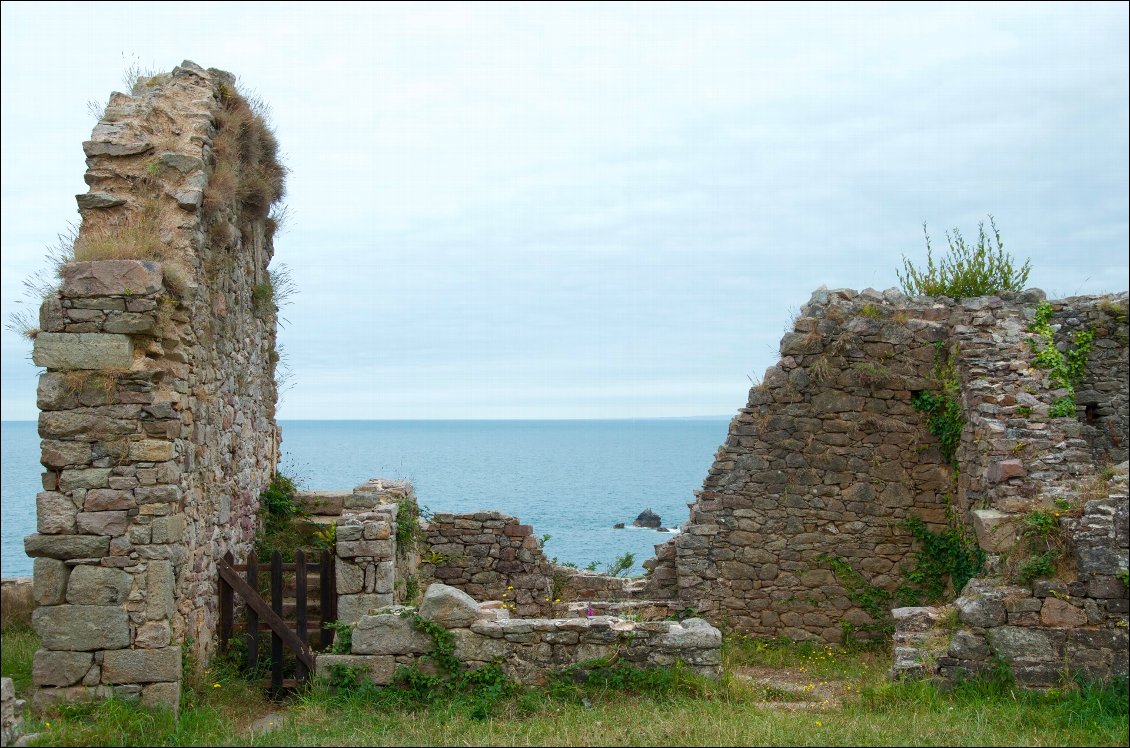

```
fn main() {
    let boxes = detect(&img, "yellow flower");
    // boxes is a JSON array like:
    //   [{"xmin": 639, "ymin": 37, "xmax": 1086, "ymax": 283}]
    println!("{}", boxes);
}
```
[
  {"xmin": 213, "ymin": 683, "xmax": 222, "ymax": 688},
  {"xmin": 815, "ymin": 721, "xmax": 823, "ymax": 727},
  {"xmin": 554, "ymin": 598, "xmax": 561, "ymax": 603},
  {"xmin": 45, "ymin": 722, "xmax": 52, "ymax": 730},
  {"xmin": 507, "ymin": 585, "xmax": 514, "ymax": 590}
]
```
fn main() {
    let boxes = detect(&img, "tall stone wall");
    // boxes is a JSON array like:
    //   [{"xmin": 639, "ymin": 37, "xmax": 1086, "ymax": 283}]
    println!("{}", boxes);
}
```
[
  {"xmin": 650, "ymin": 288, "xmax": 1129, "ymax": 642},
  {"xmin": 23, "ymin": 62, "xmax": 282, "ymax": 711}
]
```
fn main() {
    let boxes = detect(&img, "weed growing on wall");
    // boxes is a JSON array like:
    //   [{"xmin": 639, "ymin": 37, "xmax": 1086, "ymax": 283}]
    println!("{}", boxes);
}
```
[
  {"xmin": 897, "ymin": 215, "xmax": 1031, "ymax": 300},
  {"xmin": 815, "ymin": 555, "xmax": 894, "ymax": 638},
  {"xmin": 911, "ymin": 343, "xmax": 964, "ymax": 466},
  {"xmin": 901, "ymin": 515, "xmax": 985, "ymax": 602},
  {"xmin": 1028, "ymin": 301, "xmax": 1094, "ymax": 418}
]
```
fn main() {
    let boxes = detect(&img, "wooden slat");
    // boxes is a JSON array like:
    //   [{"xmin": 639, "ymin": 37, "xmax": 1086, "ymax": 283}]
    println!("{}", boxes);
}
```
[
  {"xmin": 217, "ymin": 554, "xmax": 313, "ymax": 672},
  {"xmin": 271, "ymin": 551, "xmax": 284, "ymax": 692},
  {"xmin": 245, "ymin": 555, "xmax": 259, "ymax": 673},
  {"xmin": 320, "ymin": 549, "xmax": 333, "ymax": 650},
  {"xmin": 295, "ymin": 549, "xmax": 308, "ymax": 681},
  {"xmin": 219, "ymin": 551, "xmax": 234, "ymax": 651},
  {"xmin": 231, "ymin": 562, "xmax": 324, "ymax": 573}
]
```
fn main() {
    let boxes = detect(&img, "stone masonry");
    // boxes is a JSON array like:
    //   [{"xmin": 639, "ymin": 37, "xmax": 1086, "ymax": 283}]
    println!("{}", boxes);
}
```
[
  {"xmin": 24, "ymin": 62, "xmax": 282, "ymax": 712},
  {"xmin": 314, "ymin": 583, "xmax": 722, "ymax": 687},
  {"xmin": 892, "ymin": 465, "xmax": 1128, "ymax": 686},
  {"xmin": 645, "ymin": 288, "xmax": 1128, "ymax": 642}
]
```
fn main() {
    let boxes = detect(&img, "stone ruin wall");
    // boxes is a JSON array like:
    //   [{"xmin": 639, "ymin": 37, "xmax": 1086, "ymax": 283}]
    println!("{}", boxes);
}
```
[
  {"xmin": 23, "ymin": 62, "xmax": 281, "ymax": 711},
  {"xmin": 646, "ymin": 288, "xmax": 1129, "ymax": 643}
]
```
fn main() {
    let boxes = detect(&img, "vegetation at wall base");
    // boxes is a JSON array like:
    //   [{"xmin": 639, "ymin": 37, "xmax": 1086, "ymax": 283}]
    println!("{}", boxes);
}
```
[
  {"xmin": 3, "ymin": 625, "xmax": 1126, "ymax": 747},
  {"xmin": 897, "ymin": 214, "xmax": 1032, "ymax": 300}
]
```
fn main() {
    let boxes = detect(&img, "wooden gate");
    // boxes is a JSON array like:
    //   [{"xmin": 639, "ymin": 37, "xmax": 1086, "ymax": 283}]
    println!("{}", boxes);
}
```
[{"xmin": 217, "ymin": 549, "xmax": 337, "ymax": 691}]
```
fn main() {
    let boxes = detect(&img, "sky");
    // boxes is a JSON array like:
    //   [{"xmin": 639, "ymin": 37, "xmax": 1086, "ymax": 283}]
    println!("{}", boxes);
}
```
[{"xmin": 1, "ymin": 1, "xmax": 1127, "ymax": 420}]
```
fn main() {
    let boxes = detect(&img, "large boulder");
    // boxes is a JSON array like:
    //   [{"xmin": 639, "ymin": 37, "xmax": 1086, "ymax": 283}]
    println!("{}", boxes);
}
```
[
  {"xmin": 418, "ymin": 583, "xmax": 482, "ymax": 629},
  {"xmin": 633, "ymin": 509, "xmax": 662, "ymax": 529}
]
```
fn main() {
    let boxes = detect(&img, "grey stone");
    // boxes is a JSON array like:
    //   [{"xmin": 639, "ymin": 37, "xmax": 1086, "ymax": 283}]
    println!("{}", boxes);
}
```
[
  {"xmin": 146, "ymin": 561, "xmax": 174, "ymax": 621},
  {"xmin": 84, "ymin": 489, "xmax": 135, "ymax": 511},
  {"xmin": 986, "ymin": 626, "xmax": 1063, "ymax": 663},
  {"xmin": 135, "ymin": 621, "xmax": 171, "ymax": 649},
  {"xmin": 101, "ymin": 647, "xmax": 181, "ymax": 683},
  {"xmin": 352, "ymin": 613, "xmax": 432, "ymax": 655},
  {"xmin": 60, "ymin": 260, "xmax": 163, "ymax": 298},
  {"xmin": 102, "ymin": 312, "xmax": 156, "ymax": 335},
  {"xmin": 32, "ymin": 333, "xmax": 133, "ymax": 371},
  {"xmin": 32, "ymin": 651, "xmax": 93, "ymax": 687},
  {"xmin": 314, "ymin": 654, "xmax": 397, "ymax": 685},
  {"xmin": 75, "ymin": 192, "xmax": 126, "ymax": 209},
  {"xmin": 76, "ymin": 511, "xmax": 128, "ymax": 536},
  {"xmin": 24, "ymin": 534, "xmax": 109, "ymax": 560},
  {"xmin": 32, "ymin": 558, "xmax": 68, "ymax": 605},
  {"xmin": 947, "ymin": 631, "xmax": 990, "ymax": 660},
  {"xmin": 66, "ymin": 565, "xmax": 131, "ymax": 605},
  {"xmin": 337, "ymin": 539, "xmax": 393, "ymax": 559},
  {"xmin": 157, "ymin": 152, "xmax": 204, "ymax": 174},
  {"xmin": 336, "ymin": 593, "xmax": 394, "ymax": 624},
  {"xmin": 141, "ymin": 681, "xmax": 180, "ymax": 712},
  {"xmin": 972, "ymin": 509, "xmax": 1020, "ymax": 552},
  {"xmin": 336, "ymin": 562, "xmax": 363, "ymax": 595},
  {"xmin": 32, "ymin": 605, "xmax": 129, "ymax": 650},
  {"xmin": 956, "ymin": 583, "xmax": 1008, "ymax": 628},
  {"xmin": 128, "ymin": 440, "xmax": 175, "ymax": 462},
  {"xmin": 656, "ymin": 617, "xmax": 722, "ymax": 648},
  {"xmin": 36, "ymin": 491, "xmax": 77, "ymax": 534},
  {"xmin": 40, "ymin": 440, "xmax": 93, "ymax": 469},
  {"xmin": 418, "ymin": 583, "xmax": 482, "ymax": 629},
  {"xmin": 59, "ymin": 468, "xmax": 112, "ymax": 492},
  {"xmin": 82, "ymin": 139, "xmax": 153, "ymax": 157}
]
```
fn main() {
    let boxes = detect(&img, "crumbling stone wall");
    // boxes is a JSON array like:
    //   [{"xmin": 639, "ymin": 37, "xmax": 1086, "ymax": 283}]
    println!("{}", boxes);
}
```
[
  {"xmin": 314, "ymin": 583, "xmax": 722, "ymax": 686},
  {"xmin": 23, "ymin": 62, "xmax": 281, "ymax": 711},
  {"xmin": 418, "ymin": 511, "xmax": 647, "ymax": 617},
  {"xmin": 893, "ymin": 469, "xmax": 1128, "ymax": 686},
  {"xmin": 650, "ymin": 288, "xmax": 1129, "ymax": 642}
]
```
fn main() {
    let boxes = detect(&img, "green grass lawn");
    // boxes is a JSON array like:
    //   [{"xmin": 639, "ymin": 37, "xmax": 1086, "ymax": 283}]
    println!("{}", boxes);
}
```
[{"xmin": 2, "ymin": 627, "xmax": 1126, "ymax": 747}]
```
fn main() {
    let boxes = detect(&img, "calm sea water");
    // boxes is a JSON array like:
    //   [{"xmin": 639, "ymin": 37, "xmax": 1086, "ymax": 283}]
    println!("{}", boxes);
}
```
[{"xmin": 1, "ymin": 419, "xmax": 728, "ymax": 578}]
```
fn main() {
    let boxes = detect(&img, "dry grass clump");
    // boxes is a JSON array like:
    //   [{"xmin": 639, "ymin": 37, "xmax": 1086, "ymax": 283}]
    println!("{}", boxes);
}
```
[
  {"xmin": 72, "ymin": 201, "xmax": 192, "ymax": 297},
  {"xmin": 207, "ymin": 83, "xmax": 287, "ymax": 224}
]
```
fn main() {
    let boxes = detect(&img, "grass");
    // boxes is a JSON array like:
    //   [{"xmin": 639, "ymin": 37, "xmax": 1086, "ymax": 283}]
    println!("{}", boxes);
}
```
[{"xmin": 4, "ymin": 626, "xmax": 1125, "ymax": 747}]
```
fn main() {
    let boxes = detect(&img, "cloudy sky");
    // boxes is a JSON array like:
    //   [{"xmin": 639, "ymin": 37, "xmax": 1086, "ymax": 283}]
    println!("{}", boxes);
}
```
[{"xmin": 1, "ymin": 2, "xmax": 1127, "ymax": 420}]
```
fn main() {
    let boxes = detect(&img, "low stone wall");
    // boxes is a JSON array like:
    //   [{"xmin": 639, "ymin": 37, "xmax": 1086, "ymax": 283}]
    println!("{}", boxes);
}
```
[
  {"xmin": 893, "ymin": 488, "xmax": 1128, "ymax": 686},
  {"xmin": 314, "ymin": 583, "xmax": 722, "ymax": 686},
  {"xmin": 419, "ymin": 511, "xmax": 656, "ymax": 617},
  {"xmin": 1, "ymin": 678, "xmax": 26, "ymax": 748},
  {"xmin": 335, "ymin": 507, "xmax": 398, "ymax": 624}
]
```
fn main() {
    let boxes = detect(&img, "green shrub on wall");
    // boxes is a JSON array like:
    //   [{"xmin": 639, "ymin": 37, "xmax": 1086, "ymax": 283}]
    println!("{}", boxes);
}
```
[{"xmin": 897, "ymin": 215, "xmax": 1031, "ymax": 300}]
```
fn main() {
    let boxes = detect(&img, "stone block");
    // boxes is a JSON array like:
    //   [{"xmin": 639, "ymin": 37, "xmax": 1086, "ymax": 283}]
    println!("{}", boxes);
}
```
[
  {"xmin": 337, "ymin": 593, "xmax": 394, "ymax": 624},
  {"xmin": 60, "ymin": 468, "xmax": 112, "ymax": 492},
  {"xmin": 41, "ymin": 440, "xmax": 93, "ymax": 469},
  {"xmin": 352, "ymin": 613, "xmax": 432, "ymax": 655},
  {"xmin": 418, "ymin": 583, "xmax": 482, "ymax": 629},
  {"xmin": 135, "ymin": 621, "xmax": 172, "ymax": 649},
  {"xmin": 33, "ymin": 558, "xmax": 69, "ymax": 605},
  {"xmin": 1040, "ymin": 598, "xmax": 1087, "ymax": 627},
  {"xmin": 297, "ymin": 491, "xmax": 348, "ymax": 515},
  {"xmin": 337, "ymin": 540, "xmax": 393, "ymax": 559},
  {"xmin": 141, "ymin": 681, "xmax": 181, "ymax": 712},
  {"xmin": 32, "ymin": 650, "xmax": 92, "ymax": 687},
  {"xmin": 986, "ymin": 626, "xmax": 1063, "ymax": 663},
  {"xmin": 987, "ymin": 459, "xmax": 1026, "ymax": 483},
  {"xmin": 972, "ymin": 509, "xmax": 1020, "ymax": 552},
  {"xmin": 128, "ymin": 440, "xmax": 176, "ymax": 462},
  {"xmin": 372, "ymin": 561, "xmax": 395, "ymax": 595},
  {"xmin": 60, "ymin": 260, "xmax": 162, "ymax": 298},
  {"xmin": 101, "ymin": 647, "xmax": 181, "ymax": 684},
  {"xmin": 150, "ymin": 514, "xmax": 185, "ymax": 544},
  {"xmin": 36, "ymin": 491, "xmax": 77, "ymax": 534},
  {"xmin": 336, "ymin": 561, "xmax": 364, "ymax": 594},
  {"xmin": 314, "ymin": 654, "xmax": 397, "ymax": 685},
  {"xmin": 84, "ymin": 489, "xmax": 135, "ymax": 511},
  {"xmin": 146, "ymin": 561, "xmax": 174, "ymax": 621},
  {"xmin": 76, "ymin": 511, "xmax": 128, "ymax": 536},
  {"xmin": 66, "ymin": 565, "xmax": 131, "ymax": 605},
  {"xmin": 32, "ymin": 605, "xmax": 129, "ymax": 651},
  {"xmin": 32, "ymin": 333, "xmax": 134, "ymax": 370},
  {"xmin": 24, "ymin": 534, "xmax": 109, "ymax": 560}
]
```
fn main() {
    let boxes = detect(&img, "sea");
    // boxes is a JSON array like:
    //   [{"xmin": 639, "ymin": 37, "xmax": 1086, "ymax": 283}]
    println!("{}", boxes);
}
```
[{"xmin": 1, "ymin": 418, "xmax": 730, "ymax": 578}]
